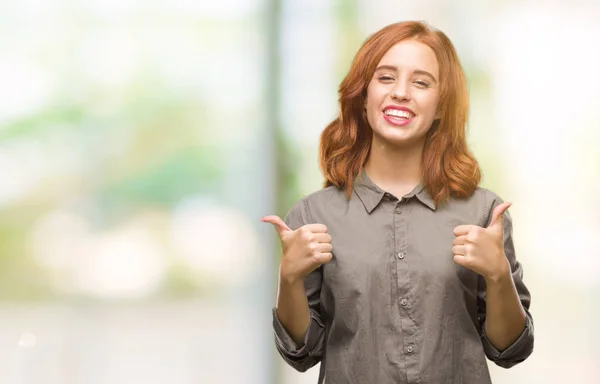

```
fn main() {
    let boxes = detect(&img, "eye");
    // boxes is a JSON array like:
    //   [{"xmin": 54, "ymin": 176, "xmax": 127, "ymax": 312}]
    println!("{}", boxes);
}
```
[
  {"xmin": 414, "ymin": 80, "xmax": 430, "ymax": 88},
  {"xmin": 378, "ymin": 75, "xmax": 395, "ymax": 82}
]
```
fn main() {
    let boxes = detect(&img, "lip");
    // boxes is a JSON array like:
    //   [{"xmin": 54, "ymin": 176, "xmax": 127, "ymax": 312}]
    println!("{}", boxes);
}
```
[{"xmin": 382, "ymin": 105, "xmax": 415, "ymax": 127}]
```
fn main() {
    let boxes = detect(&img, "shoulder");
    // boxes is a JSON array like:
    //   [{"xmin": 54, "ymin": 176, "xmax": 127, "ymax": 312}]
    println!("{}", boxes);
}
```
[
  {"xmin": 447, "ymin": 187, "xmax": 507, "ymax": 227},
  {"xmin": 470, "ymin": 187, "xmax": 506, "ymax": 209},
  {"xmin": 284, "ymin": 186, "xmax": 345, "ymax": 229},
  {"xmin": 304, "ymin": 185, "xmax": 346, "ymax": 207}
]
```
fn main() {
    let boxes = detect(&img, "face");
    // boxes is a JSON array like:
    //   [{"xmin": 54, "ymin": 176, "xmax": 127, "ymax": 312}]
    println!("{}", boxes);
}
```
[{"xmin": 365, "ymin": 39, "xmax": 440, "ymax": 148}]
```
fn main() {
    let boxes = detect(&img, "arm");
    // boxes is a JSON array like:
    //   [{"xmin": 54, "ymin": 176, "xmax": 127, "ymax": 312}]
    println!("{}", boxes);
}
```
[
  {"xmin": 483, "ymin": 269, "xmax": 526, "ymax": 351},
  {"xmin": 276, "ymin": 277, "xmax": 311, "ymax": 346},
  {"xmin": 273, "ymin": 268, "xmax": 325, "ymax": 372},
  {"xmin": 478, "ymin": 204, "xmax": 534, "ymax": 368},
  {"xmin": 270, "ymin": 200, "xmax": 326, "ymax": 372}
]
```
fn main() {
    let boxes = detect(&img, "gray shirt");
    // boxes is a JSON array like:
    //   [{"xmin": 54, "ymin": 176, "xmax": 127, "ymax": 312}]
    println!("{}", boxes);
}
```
[{"xmin": 272, "ymin": 169, "xmax": 534, "ymax": 384}]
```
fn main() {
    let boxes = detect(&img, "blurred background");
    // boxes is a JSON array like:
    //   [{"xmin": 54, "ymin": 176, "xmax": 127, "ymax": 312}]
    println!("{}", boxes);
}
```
[{"xmin": 0, "ymin": 0, "xmax": 598, "ymax": 383}]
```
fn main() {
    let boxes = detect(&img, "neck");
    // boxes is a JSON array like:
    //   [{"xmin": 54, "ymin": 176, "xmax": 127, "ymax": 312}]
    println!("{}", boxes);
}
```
[{"xmin": 364, "ymin": 135, "xmax": 424, "ymax": 195}]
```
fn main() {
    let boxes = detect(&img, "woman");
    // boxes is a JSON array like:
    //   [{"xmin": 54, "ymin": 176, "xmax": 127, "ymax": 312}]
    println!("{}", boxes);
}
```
[{"xmin": 262, "ymin": 21, "xmax": 533, "ymax": 384}]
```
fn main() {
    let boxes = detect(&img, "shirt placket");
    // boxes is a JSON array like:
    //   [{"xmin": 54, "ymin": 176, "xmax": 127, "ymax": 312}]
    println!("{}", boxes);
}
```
[{"xmin": 393, "ymin": 199, "xmax": 420, "ymax": 383}]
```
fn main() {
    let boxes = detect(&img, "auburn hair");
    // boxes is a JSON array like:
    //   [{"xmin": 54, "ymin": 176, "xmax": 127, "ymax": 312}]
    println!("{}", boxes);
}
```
[{"xmin": 319, "ymin": 21, "xmax": 481, "ymax": 206}]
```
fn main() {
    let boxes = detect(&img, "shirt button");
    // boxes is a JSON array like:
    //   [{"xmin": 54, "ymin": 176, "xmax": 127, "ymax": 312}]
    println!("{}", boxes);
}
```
[
  {"xmin": 401, "ymin": 298, "xmax": 408, "ymax": 306},
  {"xmin": 395, "ymin": 206, "xmax": 402, "ymax": 214},
  {"xmin": 407, "ymin": 345, "xmax": 414, "ymax": 353},
  {"xmin": 397, "ymin": 252, "xmax": 405, "ymax": 259}
]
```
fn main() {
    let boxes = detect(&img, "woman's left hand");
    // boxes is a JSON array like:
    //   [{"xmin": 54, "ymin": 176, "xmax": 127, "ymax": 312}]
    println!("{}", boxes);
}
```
[{"xmin": 452, "ymin": 202, "xmax": 512, "ymax": 282}]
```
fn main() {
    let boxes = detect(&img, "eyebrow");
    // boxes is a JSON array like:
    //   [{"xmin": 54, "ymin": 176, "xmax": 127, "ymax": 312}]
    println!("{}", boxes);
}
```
[{"xmin": 375, "ymin": 65, "xmax": 438, "ymax": 84}]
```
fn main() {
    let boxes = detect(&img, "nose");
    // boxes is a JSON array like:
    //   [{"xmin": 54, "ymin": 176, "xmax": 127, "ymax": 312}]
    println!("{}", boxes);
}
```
[{"xmin": 390, "ymin": 81, "xmax": 411, "ymax": 101}]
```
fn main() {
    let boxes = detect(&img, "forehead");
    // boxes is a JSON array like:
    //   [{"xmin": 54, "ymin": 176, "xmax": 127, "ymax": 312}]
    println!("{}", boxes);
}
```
[{"xmin": 377, "ymin": 39, "xmax": 439, "ymax": 76}]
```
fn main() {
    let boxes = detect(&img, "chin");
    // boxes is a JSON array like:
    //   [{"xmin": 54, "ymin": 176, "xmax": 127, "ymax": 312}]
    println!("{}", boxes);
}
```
[{"xmin": 375, "ymin": 130, "xmax": 425, "ymax": 148}]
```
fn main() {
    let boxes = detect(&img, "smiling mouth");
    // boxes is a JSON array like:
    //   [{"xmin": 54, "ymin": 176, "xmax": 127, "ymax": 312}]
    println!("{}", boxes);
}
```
[
  {"xmin": 384, "ymin": 109, "xmax": 414, "ymax": 119},
  {"xmin": 383, "ymin": 108, "xmax": 415, "ymax": 126}
]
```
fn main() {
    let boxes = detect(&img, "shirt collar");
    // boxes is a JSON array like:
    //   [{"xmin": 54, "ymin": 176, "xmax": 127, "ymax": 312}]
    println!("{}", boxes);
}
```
[{"xmin": 353, "ymin": 168, "xmax": 437, "ymax": 213}]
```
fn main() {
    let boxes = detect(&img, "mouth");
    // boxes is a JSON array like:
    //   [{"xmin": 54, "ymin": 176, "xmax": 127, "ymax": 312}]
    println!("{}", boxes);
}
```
[{"xmin": 382, "ymin": 107, "xmax": 415, "ymax": 127}]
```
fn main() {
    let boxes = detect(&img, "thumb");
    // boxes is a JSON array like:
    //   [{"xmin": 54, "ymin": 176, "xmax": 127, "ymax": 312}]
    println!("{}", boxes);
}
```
[
  {"xmin": 487, "ymin": 202, "xmax": 511, "ymax": 231},
  {"xmin": 261, "ymin": 215, "xmax": 292, "ymax": 237}
]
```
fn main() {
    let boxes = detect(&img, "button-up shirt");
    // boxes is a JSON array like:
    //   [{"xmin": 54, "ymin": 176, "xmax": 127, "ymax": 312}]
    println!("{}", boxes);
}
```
[{"xmin": 272, "ymin": 170, "xmax": 534, "ymax": 384}]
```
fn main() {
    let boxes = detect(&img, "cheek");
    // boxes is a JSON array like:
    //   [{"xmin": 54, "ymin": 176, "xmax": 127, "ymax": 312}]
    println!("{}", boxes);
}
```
[
  {"xmin": 365, "ymin": 106, "xmax": 377, "ymax": 128},
  {"xmin": 366, "ymin": 102, "xmax": 384, "ymax": 127},
  {"xmin": 419, "ymin": 95, "xmax": 440, "ymax": 120},
  {"xmin": 364, "ymin": 97, "xmax": 380, "ymax": 124},
  {"xmin": 365, "ymin": 88, "xmax": 386, "ymax": 115}
]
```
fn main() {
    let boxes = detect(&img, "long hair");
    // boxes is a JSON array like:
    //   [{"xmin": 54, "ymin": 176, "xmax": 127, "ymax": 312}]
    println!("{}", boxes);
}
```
[{"xmin": 319, "ymin": 21, "xmax": 480, "ymax": 206}]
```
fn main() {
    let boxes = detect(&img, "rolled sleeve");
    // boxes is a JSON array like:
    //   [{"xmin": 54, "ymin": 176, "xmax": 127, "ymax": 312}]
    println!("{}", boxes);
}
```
[
  {"xmin": 272, "ymin": 307, "xmax": 325, "ymax": 371},
  {"xmin": 480, "ymin": 308, "xmax": 534, "ymax": 368}
]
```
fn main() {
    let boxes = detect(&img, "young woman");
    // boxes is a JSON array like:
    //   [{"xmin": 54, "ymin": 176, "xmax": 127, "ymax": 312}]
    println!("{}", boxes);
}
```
[{"xmin": 262, "ymin": 21, "xmax": 534, "ymax": 384}]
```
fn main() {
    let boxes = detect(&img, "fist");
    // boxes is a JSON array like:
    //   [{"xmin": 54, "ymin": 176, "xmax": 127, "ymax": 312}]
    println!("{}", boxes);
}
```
[
  {"xmin": 452, "ymin": 202, "xmax": 512, "ymax": 281},
  {"xmin": 262, "ymin": 215, "xmax": 333, "ymax": 283}
]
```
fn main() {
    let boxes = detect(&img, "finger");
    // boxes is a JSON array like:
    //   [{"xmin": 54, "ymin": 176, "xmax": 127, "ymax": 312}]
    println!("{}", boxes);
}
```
[
  {"xmin": 452, "ymin": 245, "xmax": 466, "ymax": 255},
  {"xmin": 261, "ymin": 215, "xmax": 292, "ymax": 236},
  {"xmin": 488, "ymin": 202, "xmax": 512, "ymax": 229},
  {"xmin": 316, "ymin": 252, "xmax": 333, "ymax": 264},
  {"xmin": 316, "ymin": 243, "xmax": 333, "ymax": 253},
  {"xmin": 315, "ymin": 233, "xmax": 332, "ymax": 244},
  {"xmin": 453, "ymin": 254, "xmax": 472, "ymax": 269},
  {"xmin": 304, "ymin": 223, "xmax": 328, "ymax": 233},
  {"xmin": 453, "ymin": 235, "xmax": 467, "ymax": 246},
  {"xmin": 453, "ymin": 225, "xmax": 475, "ymax": 237}
]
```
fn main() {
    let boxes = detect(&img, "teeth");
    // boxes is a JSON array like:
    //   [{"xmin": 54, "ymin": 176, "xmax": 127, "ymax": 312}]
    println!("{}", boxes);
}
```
[{"xmin": 385, "ymin": 109, "xmax": 412, "ymax": 119}]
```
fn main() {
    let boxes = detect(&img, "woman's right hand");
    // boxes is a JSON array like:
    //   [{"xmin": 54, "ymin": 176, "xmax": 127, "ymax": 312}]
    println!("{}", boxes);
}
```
[{"xmin": 262, "ymin": 215, "xmax": 332, "ymax": 284}]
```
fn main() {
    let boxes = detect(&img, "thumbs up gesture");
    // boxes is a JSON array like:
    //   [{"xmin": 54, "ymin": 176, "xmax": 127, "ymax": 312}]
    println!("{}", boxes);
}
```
[
  {"xmin": 261, "ymin": 215, "xmax": 333, "ymax": 284},
  {"xmin": 452, "ymin": 202, "xmax": 512, "ymax": 282}
]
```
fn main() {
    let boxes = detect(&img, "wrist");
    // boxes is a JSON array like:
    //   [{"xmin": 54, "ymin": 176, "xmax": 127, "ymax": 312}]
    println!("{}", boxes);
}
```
[
  {"xmin": 279, "ymin": 270, "xmax": 305, "ymax": 287},
  {"xmin": 485, "ymin": 257, "xmax": 511, "ymax": 284}
]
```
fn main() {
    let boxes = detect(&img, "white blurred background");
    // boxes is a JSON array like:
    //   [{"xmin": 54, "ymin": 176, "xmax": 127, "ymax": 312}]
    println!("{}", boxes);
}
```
[{"xmin": 0, "ymin": 0, "xmax": 598, "ymax": 383}]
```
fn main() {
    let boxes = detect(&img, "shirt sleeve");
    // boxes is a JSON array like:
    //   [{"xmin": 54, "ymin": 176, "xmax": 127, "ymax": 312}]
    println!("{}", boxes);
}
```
[
  {"xmin": 272, "ymin": 198, "xmax": 326, "ymax": 372},
  {"xmin": 477, "ymin": 196, "xmax": 535, "ymax": 368}
]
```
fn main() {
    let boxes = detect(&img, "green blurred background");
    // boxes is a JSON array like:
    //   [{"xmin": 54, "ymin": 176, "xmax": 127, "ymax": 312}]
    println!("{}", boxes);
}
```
[{"xmin": 0, "ymin": 0, "xmax": 598, "ymax": 383}]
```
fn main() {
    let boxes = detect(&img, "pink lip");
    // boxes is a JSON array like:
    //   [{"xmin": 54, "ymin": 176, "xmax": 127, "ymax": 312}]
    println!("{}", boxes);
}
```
[{"xmin": 382, "ymin": 105, "xmax": 415, "ymax": 127}]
